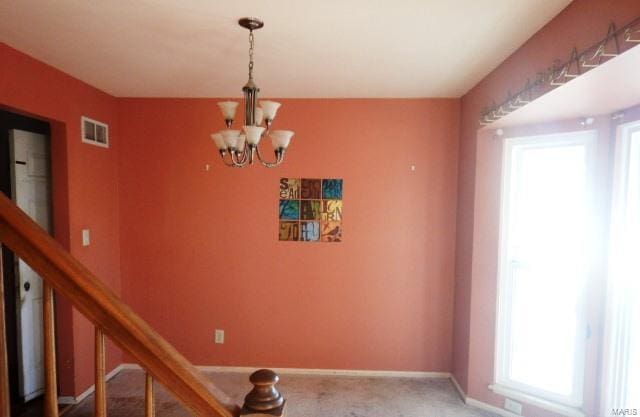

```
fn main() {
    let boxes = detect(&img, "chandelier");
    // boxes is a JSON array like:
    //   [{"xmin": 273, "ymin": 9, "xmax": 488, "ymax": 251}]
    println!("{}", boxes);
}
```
[{"xmin": 210, "ymin": 17, "xmax": 294, "ymax": 168}]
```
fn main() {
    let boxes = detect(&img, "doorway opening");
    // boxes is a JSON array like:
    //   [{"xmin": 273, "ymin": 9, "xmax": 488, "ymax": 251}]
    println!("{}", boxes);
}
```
[{"xmin": 0, "ymin": 108, "xmax": 53, "ymax": 410}]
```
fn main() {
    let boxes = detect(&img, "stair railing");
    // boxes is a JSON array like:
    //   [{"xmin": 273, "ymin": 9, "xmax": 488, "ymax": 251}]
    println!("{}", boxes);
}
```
[{"xmin": 0, "ymin": 193, "xmax": 285, "ymax": 417}]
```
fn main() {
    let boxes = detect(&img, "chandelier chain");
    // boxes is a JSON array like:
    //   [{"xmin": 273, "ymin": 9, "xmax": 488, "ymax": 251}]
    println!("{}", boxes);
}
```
[{"xmin": 248, "ymin": 30, "xmax": 255, "ymax": 80}]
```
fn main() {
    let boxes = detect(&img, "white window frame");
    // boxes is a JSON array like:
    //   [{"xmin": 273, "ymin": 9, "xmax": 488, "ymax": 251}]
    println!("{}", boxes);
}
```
[
  {"xmin": 493, "ymin": 130, "xmax": 597, "ymax": 414},
  {"xmin": 81, "ymin": 116, "xmax": 109, "ymax": 148},
  {"xmin": 600, "ymin": 120, "xmax": 640, "ymax": 414}
]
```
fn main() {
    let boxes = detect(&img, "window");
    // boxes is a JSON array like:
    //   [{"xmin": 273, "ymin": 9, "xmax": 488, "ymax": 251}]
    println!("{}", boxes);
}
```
[
  {"xmin": 81, "ymin": 116, "xmax": 109, "ymax": 148},
  {"xmin": 602, "ymin": 121, "xmax": 640, "ymax": 412},
  {"xmin": 494, "ymin": 131, "xmax": 596, "ymax": 410}
]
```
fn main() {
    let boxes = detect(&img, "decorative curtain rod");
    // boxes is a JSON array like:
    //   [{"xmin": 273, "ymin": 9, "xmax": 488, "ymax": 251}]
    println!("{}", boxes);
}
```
[{"xmin": 480, "ymin": 16, "xmax": 640, "ymax": 126}]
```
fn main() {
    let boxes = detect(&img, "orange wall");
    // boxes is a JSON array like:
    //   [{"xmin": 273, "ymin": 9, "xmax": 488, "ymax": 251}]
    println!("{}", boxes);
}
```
[
  {"xmin": 0, "ymin": 42, "xmax": 122, "ymax": 396},
  {"xmin": 118, "ymin": 98, "xmax": 460, "ymax": 371},
  {"xmin": 453, "ymin": 0, "xmax": 640, "ymax": 412},
  {"xmin": 1, "ymin": 38, "xmax": 462, "ymax": 395}
]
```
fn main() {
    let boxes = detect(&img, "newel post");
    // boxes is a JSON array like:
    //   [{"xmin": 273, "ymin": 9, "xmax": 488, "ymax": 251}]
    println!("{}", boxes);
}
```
[{"xmin": 240, "ymin": 369, "xmax": 285, "ymax": 416}]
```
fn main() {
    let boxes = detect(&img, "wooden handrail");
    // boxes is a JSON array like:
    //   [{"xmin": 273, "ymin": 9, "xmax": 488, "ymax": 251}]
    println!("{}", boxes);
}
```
[{"xmin": 0, "ymin": 193, "xmax": 240, "ymax": 416}]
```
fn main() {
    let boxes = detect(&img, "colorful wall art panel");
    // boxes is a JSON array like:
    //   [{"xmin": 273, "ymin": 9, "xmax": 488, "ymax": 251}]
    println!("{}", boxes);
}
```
[{"xmin": 279, "ymin": 178, "xmax": 343, "ymax": 242}]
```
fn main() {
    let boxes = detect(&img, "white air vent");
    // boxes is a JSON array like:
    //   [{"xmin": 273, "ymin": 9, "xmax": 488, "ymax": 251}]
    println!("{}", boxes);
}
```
[{"xmin": 81, "ymin": 116, "xmax": 109, "ymax": 148}]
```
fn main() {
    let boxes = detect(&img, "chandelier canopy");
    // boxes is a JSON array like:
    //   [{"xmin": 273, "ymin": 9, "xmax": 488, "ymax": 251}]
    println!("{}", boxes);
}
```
[{"xmin": 210, "ymin": 17, "xmax": 294, "ymax": 168}]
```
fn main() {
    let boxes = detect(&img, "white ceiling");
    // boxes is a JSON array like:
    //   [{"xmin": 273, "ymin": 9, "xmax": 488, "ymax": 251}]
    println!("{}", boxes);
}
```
[{"xmin": 0, "ymin": 0, "xmax": 572, "ymax": 98}]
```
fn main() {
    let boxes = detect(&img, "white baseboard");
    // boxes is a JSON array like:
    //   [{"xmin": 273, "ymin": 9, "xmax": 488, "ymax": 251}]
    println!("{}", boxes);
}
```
[
  {"xmin": 450, "ymin": 375, "xmax": 466, "ymax": 402},
  {"xmin": 466, "ymin": 398, "xmax": 522, "ymax": 417},
  {"xmin": 58, "ymin": 364, "xmax": 124, "ymax": 405},
  {"xmin": 206, "ymin": 366, "xmax": 451, "ymax": 379},
  {"xmin": 448, "ymin": 375, "xmax": 521, "ymax": 417},
  {"xmin": 62, "ymin": 363, "xmax": 518, "ymax": 417},
  {"xmin": 123, "ymin": 363, "xmax": 449, "ymax": 379},
  {"xmin": 24, "ymin": 388, "xmax": 45, "ymax": 403}
]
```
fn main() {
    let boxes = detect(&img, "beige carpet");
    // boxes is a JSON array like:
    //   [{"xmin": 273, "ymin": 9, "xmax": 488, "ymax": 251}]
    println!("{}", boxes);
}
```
[{"xmin": 61, "ymin": 369, "xmax": 499, "ymax": 417}]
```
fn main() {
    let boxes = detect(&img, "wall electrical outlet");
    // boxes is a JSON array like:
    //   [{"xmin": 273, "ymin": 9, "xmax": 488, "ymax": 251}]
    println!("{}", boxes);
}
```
[
  {"xmin": 215, "ymin": 329, "xmax": 224, "ymax": 344},
  {"xmin": 504, "ymin": 398, "xmax": 523, "ymax": 414}
]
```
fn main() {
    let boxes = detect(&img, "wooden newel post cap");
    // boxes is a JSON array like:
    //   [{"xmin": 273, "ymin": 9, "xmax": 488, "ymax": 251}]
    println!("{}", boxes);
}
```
[{"xmin": 241, "ymin": 369, "xmax": 285, "ymax": 416}]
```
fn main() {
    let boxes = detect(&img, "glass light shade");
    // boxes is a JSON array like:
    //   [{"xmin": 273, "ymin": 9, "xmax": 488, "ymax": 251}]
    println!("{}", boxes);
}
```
[
  {"xmin": 217, "ymin": 101, "xmax": 239, "ymax": 120},
  {"xmin": 221, "ymin": 130, "xmax": 241, "ymax": 149},
  {"xmin": 255, "ymin": 107, "xmax": 264, "ymax": 125},
  {"xmin": 236, "ymin": 134, "xmax": 246, "ymax": 153},
  {"xmin": 243, "ymin": 126, "xmax": 266, "ymax": 145},
  {"xmin": 210, "ymin": 133, "xmax": 227, "ymax": 150},
  {"xmin": 270, "ymin": 130, "xmax": 294, "ymax": 149},
  {"xmin": 259, "ymin": 100, "xmax": 281, "ymax": 121}
]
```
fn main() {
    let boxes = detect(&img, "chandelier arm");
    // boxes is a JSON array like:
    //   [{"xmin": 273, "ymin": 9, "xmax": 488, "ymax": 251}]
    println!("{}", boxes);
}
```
[
  {"xmin": 236, "ymin": 146, "xmax": 250, "ymax": 165},
  {"xmin": 219, "ymin": 151, "xmax": 238, "ymax": 168},
  {"xmin": 230, "ymin": 149, "xmax": 251, "ymax": 167},
  {"xmin": 256, "ymin": 144, "xmax": 285, "ymax": 168},
  {"xmin": 243, "ymin": 146, "xmax": 256, "ymax": 165}
]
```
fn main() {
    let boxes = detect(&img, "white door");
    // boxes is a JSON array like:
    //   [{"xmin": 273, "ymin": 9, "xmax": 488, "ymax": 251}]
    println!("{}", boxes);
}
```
[{"xmin": 9, "ymin": 129, "xmax": 52, "ymax": 402}]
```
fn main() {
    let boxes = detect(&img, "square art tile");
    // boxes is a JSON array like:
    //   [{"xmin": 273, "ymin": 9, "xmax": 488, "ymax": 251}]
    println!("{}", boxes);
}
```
[
  {"xmin": 321, "ymin": 221, "xmax": 342, "ymax": 242},
  {"xmin": 279, "ymin": 199, "xmax": 300, "ymax": 220},
  {"xmin": 300, "ymin": 221, "xmax": 320, "ymax": 242},
  {"xmin": 321, "ymin": 200, "xmax": 343, "ymax": 221},
  {"xmin": 301, "ymin": 178, "xmax": 322, "ymax": 199},
  {"xmin": 300, "ymin": 200, "xmax": 322, "ymax": 220},
  {"xmin": 322, "ymin": 179, "xmax": 343, "ymax": 199},
  {"xmin": 279, "ymin": 221, "xmax": 300, "ymax": 241},
  {"xmin": 279, "ymin": 178, "xmax": 300, "ymax": 200}
]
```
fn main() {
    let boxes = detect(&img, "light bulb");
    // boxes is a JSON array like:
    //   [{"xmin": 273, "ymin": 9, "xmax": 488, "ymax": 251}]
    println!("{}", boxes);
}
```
[
  {"xmin": 243, "ymin": 126, "xmax": 266, "ymax": 145},
  {"xmin": 217, "ymin": 101, "xmax": 239, "ymax": 121},
  {"xmin": 221, "ymin": 130, "xmax": 241, "ymax": 149},
  {"xmin": 260, "ymin": 100, "xmax": 281, "ymax": 121},
  {"xmin": 237, "ymin": 134, "xmax": 246, "ymax": 153},
  {"xmin": 211, "ymin": 133, "xmax": 227, "ymax": 150},
  {"xmin": 270, "ymin": 130, "xmax": 294, "ymax": 149},
  {"xmin": 255, "ymin": 107, "xmax": 264, "ymax": 125}
]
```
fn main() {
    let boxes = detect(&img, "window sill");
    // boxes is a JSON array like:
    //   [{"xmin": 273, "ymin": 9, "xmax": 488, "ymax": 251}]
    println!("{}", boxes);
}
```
[{"xmin": 489, "ymin": 384, "xmax": 585, "ymax": 417}]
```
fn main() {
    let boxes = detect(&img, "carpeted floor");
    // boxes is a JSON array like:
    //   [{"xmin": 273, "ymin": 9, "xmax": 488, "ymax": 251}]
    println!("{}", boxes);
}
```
[{"xmin": 54, "ymin": 369, "xmax": 499, "ymax": 417}]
